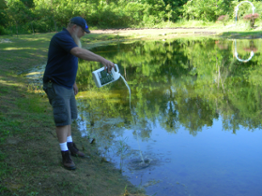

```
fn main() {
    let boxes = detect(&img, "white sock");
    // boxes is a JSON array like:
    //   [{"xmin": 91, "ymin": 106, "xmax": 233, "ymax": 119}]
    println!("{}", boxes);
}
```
[
  {"xmin": 67, "ymin": 136, "xmax": 73, "ymax": 143},
  {"xmin": 60, "ymin": 142, "xmax": 68, "ymax": 151}
]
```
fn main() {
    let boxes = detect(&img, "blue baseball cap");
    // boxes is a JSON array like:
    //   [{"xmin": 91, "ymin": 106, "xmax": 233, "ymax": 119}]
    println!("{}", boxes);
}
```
[{"xmin": 70, "ymin": 16, "xmax": 90, "ymax": 34}]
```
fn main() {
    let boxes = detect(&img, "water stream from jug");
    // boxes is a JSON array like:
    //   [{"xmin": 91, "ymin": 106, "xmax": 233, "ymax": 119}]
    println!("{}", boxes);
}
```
[{"xmin": 119, "ymin": 75, "xmax": 145, "ymax": 164}]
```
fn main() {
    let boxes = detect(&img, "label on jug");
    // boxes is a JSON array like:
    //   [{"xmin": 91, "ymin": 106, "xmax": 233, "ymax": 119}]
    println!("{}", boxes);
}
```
[{"xmin": 98, "ymin": 70, "xmax": 114, "ymax": 85}]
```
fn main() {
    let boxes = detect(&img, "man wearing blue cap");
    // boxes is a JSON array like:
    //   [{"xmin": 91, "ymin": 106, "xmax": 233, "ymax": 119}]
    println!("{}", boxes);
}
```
[{"xmin": 43, "ymin": 16, "xmax": 115, "ymax": 170}]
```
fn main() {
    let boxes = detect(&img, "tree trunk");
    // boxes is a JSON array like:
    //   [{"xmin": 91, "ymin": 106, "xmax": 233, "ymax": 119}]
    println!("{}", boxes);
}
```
[
  {"xmin": 9, "ymin": 26, "xmax": 13, "ymax": 36},
  {"xmin": 15, "ymin": 21, "xmax": 18, "ymax": 38},
  {"xmin": 51, "ymin": 0, "xmax": 57, "ymax": 32},
  {"xmin": 31, "ymin": 22, "xmax": 35, "ymax": 35},
  {"xmin": 250, "ymin": 19, "xmax": 255, "ymax": 28},
  {"xmin": 53, "ymin": 16, "xmax": 57, "ymax": 32}
]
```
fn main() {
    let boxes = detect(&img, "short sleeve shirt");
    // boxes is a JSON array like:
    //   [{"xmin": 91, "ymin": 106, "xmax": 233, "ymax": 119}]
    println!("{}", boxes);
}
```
[{"xmin": 43, "ymin": 28, "xmax": 78, "ymax": 89}]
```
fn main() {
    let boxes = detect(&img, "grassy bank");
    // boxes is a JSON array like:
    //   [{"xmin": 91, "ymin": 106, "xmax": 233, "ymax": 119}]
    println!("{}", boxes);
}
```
[
  {"xmin": 0, "ymin": 32, "xmax": 146, "ymax": 196},
  {"xmin": 0, "ymin": 27, "xmax": 261, "ymax": 196}
]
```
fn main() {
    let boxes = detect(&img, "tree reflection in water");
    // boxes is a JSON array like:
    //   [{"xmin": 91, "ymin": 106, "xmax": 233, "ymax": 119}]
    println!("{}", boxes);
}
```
[{"xmin": 77, "ymin": 38, "xmax": 262, "ymax": 140}]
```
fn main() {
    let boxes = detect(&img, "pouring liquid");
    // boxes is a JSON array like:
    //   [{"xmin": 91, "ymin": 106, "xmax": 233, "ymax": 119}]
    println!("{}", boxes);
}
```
[{"xmin": 93, "ymin": 64, "xmax": 145, "ymax": 164}]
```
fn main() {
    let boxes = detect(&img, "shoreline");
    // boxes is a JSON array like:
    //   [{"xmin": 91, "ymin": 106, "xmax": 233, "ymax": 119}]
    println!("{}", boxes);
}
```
[{"xmin": 0, "ymin": 28, "xmax": 262, "ymax": 196}]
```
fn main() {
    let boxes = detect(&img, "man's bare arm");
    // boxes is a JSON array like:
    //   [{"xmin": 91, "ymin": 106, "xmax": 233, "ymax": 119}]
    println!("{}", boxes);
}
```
[{"xmin": 70, "ymin": 47, "xmax": 114, "ymax": 71}]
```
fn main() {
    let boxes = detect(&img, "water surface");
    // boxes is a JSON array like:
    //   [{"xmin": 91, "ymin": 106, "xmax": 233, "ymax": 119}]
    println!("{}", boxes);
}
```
[{"xmin": 76, "ymin": 38, "xmax": 262, "ymax": 196}]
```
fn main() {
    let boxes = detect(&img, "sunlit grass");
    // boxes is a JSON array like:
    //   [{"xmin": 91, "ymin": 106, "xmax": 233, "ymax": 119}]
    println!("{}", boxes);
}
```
[
  {"xmin": 2, "ymin": 47, "xmax": 40, "ymax": 51},
  {"xmin": 0, "ymin": 79, "xmax": 23, "ymax": 87},
  {"xmin": 150, "ymin": 19, "xmax": 262, "ymax": 34},
  {"xmin": 173, "ymin": 19, "xmax": 215, "ymax": 27},
  {"xmin": 77, "ymin": 90, "xmax": 121, "ymax": 99}
]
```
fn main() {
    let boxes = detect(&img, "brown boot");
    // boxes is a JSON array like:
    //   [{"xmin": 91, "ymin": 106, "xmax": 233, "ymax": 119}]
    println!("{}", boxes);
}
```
[
  {"xmin": 67, "ymin": 142, "xmax": 85, "ymax": 157},
  {"xmin": 61, "ymin": 150, "xmax": 76, "ymax": 170}
]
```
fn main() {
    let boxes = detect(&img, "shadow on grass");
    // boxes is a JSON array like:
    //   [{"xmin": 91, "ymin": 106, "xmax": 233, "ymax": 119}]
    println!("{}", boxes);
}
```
[{"xmin": 220, "ymin": 30, "xmax": 262, "ymax": 39}]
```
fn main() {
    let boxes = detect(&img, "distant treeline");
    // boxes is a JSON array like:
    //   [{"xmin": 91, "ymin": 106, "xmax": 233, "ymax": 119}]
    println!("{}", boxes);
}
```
[{"xmin": 0, "ymin": 0, "xmax": 261, "ymax": 35}]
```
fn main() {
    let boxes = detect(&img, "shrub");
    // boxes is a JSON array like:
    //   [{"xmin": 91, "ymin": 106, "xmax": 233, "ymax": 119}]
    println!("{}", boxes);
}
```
[
  {"xmin": 217, "ymin": 15, "xmax": 229, "ymax": 26},
  {"xmin": 243, "ymin": 46, "xmax": 257, "ymax": 53},
  {"xmin": 0, "ymin": 25, "xmax": 7, "ymax": 35},
  {"xmin": 243, "ymin": 13, "xmax": 259, "ymax": 28}
]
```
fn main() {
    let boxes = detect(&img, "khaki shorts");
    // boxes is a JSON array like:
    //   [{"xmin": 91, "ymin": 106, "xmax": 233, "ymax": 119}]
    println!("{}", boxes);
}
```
[{"xmin": 43, "ymin": 81, "xmax": 77, "ymax": 127}]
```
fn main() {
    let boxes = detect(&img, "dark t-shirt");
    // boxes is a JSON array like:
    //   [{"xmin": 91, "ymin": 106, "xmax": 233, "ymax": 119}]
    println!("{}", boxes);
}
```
[{"xmin": 43, "ymin": 28, "xmax": 78, "ymax": 89}]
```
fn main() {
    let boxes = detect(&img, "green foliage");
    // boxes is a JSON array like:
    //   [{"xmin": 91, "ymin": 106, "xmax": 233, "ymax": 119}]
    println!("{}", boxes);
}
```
[
  {"xmin": 1, "ymin": 0, "xmax": 261, "ymax": 33},
  {"xmin": 20, "ymin": 0, "xmax": 34, "ymax": 8},
  {"xmin": 5, "ymin": 0, "xmax": 32, "ymax": 35},
  {"xmin": 163, "ymin": 0, "xmax": 187, "ymax": 20},
  {"xmin": 183, "ymin": 0, "xmax": 233, "ymax": 21},
  {"xmin": 0, "ymin": 6, "xmax": 7, "ymax": 30},
  {"xmin": 0, "ymin": 0, "xmax": 7, "ymax": 9},
  {"xmin": 0, "ymin": 25, "xmax": 8, "ymax": 35}
]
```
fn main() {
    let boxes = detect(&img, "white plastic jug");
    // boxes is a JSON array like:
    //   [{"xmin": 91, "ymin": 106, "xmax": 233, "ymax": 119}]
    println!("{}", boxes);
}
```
[{"xmin": 92, "ymin": 64, "xmax": 120, "ymax": 88}]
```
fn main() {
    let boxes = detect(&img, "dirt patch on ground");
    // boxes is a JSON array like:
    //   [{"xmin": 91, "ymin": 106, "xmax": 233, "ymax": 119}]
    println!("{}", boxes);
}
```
[
  {"xmin": 91, "ymin": 27, "xmax": 218, "ymax": 38},
  {"xmin": 90, "ymin": 27, "xmax": 262, "ymax": 39},
  {"xmin": 92, "ymin": 27, "xmax": 206, "ymax": 33}
]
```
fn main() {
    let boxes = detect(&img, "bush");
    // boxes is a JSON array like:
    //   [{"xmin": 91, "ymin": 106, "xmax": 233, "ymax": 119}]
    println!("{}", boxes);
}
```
[
  {"xmin": 243, "ymin": 13, "xmax": 259, "ymax": 28},
  {"xmin": 0, "ymin": 25, "xmax": 7, "ymax": 35},
  {"xmin": 217, "ymin": 15, "xmax": 229, "ymax": 26}
]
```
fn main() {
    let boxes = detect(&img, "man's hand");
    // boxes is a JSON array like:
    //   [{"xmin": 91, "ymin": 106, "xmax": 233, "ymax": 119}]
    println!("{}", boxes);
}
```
[
  {"xmin": 101, "ymin": 59, "xmax": 115, "ymax": 73},
  {"xmin": 73, "ymin": 82, "xmax": 78, "ymax": 95}
]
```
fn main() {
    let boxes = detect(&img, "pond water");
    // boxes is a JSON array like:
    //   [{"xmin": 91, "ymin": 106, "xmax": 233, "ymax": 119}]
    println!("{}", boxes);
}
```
[{"xmin": 75, "ymin": 38, "xmax": 262, "ymax": 196}]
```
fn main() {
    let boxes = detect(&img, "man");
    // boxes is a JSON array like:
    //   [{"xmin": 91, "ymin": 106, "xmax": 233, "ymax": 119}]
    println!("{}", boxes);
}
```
[{"xmin": 43, "ymin": 16, "xmax": 115, "ymax": 170}]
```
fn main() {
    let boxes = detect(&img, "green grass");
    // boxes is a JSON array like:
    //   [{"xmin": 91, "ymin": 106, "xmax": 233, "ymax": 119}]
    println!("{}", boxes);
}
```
[
  {"xmin": 0, "ymin": 29, "xmax": 148, "ymax": 196},
  {"xmin": 16, "ymin": 96, "xmax": 45, "ymax": 113}
]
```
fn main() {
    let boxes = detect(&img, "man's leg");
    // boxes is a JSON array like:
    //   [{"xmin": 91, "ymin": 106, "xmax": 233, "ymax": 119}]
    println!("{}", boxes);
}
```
[
  {"xmin": 56, "ymin": 125, "xmax": 69, "ymax": 143},
  {"xmin": 56, "ymin": 125, "xmax": 76, "ymax": 170},
  {"xmin": 66, "ymin": 125, "xmax": 85, "ymax": 157},
  {"xmin": 65, "ymin": 90, "xmax": 85, "ymax": 158},
  {"xmin": 44, "ymin": 82, "xmax": 77, "ymax": 170},
  {"xmin": 67, "ymin": 125, "xmax": 71, "ymax": 137}
]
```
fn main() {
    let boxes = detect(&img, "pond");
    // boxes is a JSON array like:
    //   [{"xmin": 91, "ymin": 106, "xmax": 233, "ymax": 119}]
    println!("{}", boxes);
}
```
[{"xmin": 55, "ymin": 38, "xmax": 262, "ymax": 196}]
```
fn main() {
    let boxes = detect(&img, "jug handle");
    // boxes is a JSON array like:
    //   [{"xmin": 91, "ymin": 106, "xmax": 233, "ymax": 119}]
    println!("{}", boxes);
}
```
[{"xmin": 114, "ymin": 64, "xmax": 119, "ymax": 73}]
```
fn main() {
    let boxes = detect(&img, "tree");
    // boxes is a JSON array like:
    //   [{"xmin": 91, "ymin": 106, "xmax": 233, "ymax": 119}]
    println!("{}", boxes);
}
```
[
  {"xmin": 163, "ymin": 0, "xmax": 187, "ymax": 20},
  {"xmin": 20, "ymin": 0, "xmax": 34, "ymax": 8},
  {"xmin": 6, "ymin": 0, "xmax": 31, "ymax": 36},
  {"xmin": 166, "ymin": 4, "xmax": 172, "ymax": 23},
  {"xmin": 0, "ymin": 0, "xmax": 7, "ymax": 34},
  {"xmin": 183, "ymin": 0, "xmax": 234, "ymax": 21},
  {"xmin": 0, "ymin": 0, "xmax": 7, "ymax": 9},
  {"xmin": 243, "ymin": 13, "xmax": 259, "ymax": 28}
]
